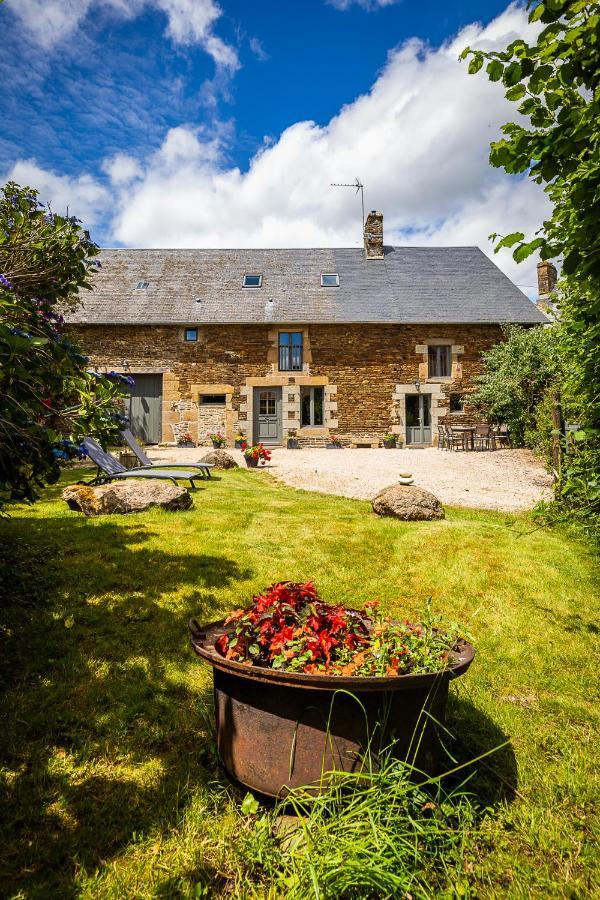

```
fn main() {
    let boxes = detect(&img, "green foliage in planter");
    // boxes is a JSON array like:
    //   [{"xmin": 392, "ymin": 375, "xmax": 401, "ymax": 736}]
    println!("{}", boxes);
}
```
[{"xmin": 0, "ymin": 182, "xmax": 129, "ymax": 505}]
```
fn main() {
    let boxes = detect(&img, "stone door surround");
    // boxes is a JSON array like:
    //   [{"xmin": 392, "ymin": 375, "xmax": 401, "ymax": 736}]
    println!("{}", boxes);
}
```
[
  {"xmin": 240, "ymin": 374, "xmax": 337, "ymax": 445},
  {"xmin": 392, "ymin": 383, "xmax": 445, "ymax": 446}
]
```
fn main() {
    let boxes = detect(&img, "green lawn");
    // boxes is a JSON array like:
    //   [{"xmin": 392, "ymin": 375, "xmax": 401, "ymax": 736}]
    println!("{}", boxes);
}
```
[{"xmin": 1, "ymin": 468, "xmax": 598, "ymax": 898}]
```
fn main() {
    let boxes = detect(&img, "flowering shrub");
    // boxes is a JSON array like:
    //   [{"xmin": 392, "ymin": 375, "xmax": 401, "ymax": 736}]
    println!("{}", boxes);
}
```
[
  {"xmin": 0, "ymin": 182, "xmax": 129, "ymax": 504},
  {"xmin": 209, "ymin": 432, "xmax": 226, "ymax": 446},
  {"xmin": 215, "ymin": 582, "xmax": 462, "ymax": 676},
  {"xmin": 178, "ymin": 432, "xmax": 194, "ymax": 445},
  {"xmin": 328, "ymin": 433, "xmax": 342, "ymax": 447},
  {"xmin": 243, "ymin": 443, "xmax": 272, "ymax": 464}
]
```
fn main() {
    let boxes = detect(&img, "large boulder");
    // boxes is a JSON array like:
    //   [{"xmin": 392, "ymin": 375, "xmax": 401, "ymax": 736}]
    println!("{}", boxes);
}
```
[
  {"xmin": 371, "ymin": 484, "xmax": 444, "ymax": 521},
  {"xmin": 199, "ymin": 449, "xmax": 238, "ymax": 469},
  {"xmin": 63, "ymin": 481, "xmax": 193, "ymax": 516}
]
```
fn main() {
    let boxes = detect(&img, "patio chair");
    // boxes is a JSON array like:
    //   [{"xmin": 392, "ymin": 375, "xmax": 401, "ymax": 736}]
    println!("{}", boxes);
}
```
[
  {"xmin": 494, "ymin": 424, "xmax": 511, "ymax": 449},
  {"xmin": 121, "ymin": 429, "xmax": 213, "ymax": 480},
  {"xmin": 436, "ymin": 424, "xmax": 447, "ymax": 449},
  {"xmin": 80, "ymin": 437, "xmax": 205, "ymax": 489},
  {"xmin": 474, "ymin": 424, "xmax": 493, "ymax": 451},
  {"xmin": 445, "ymin": 426, "xmax": 464, "ymax": 451}
]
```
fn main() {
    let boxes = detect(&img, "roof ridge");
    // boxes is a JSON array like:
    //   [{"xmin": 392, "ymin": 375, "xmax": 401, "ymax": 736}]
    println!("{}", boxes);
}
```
[{"xmin": 97, "ymin": 245, "xmax": 483, "ymax": 252}]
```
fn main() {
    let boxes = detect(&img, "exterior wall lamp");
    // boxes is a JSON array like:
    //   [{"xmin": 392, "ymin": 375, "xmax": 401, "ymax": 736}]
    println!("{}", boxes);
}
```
[{"xmin": 414, "ymin": 379, "xmax": 421, "ymax": 393}]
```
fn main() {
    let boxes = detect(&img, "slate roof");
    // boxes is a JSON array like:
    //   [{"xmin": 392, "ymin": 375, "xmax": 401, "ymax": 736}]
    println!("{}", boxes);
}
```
[{"xmin": 68, "ymin": 246, "xmax": 547, "ymax": 325}]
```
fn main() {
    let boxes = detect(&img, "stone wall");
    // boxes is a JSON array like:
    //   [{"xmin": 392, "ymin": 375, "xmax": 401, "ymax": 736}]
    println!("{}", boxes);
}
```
[{"xmin": 71, "ymin": 322, "xmax": 504, "ymax": 445}]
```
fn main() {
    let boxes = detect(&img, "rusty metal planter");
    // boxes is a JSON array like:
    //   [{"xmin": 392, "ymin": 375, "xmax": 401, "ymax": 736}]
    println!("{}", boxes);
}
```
[{"xmin": 189, "ymin": 616, "xmax": 474, "ymax": 799}]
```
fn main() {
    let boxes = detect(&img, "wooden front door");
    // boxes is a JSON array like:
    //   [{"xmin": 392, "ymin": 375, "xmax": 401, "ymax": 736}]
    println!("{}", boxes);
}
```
[
  {"xmin": 253, "ymin": 388, "xmax": 282, "ymax": 445},
  {"xmin": 405, "ymin": 393, "xmax": 432, "ymax": 445},
  {"xmin": 128, "ymin": 374, "xmax": 163, "ymax": 444}
]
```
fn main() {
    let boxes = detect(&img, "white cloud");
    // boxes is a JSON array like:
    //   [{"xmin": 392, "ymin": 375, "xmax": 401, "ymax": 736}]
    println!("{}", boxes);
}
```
[
  {"xmin": 4, "ymin": 4, "xmax": 550, "ymax": 295},
  {"xmin": 156, "ymin": 0, "xmax": 239, "ymax": 69},
  {"xmin": 103, "ymin": 4, "xmax": 548, "ymax": 292},
  {"xmin": 102, "ymin": 154, "xmax": 143, "ymax": 186},
  {"xmin": 328, "ymin": 0, "xmax": 399, "ymax": 10},
  {"xmin": 6, "ymin": 159, "xmax": 110, "ymax": 226},
  {"xmin": 6, "ymin": 0, "xmax": 93, "ymax": 49},
  {"xmin": 249, "ymin": 36, "xmax": 269, "ymax": 62},
  {"xmin": 6, "ymin": 0, "xmax": 238, "ymax": 69}
]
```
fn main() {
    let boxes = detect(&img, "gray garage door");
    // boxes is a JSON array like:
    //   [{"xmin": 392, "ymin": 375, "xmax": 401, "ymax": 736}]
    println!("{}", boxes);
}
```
[{"xmin": 128, "ymin": 374, "xmax": 163, "ymax": 444}]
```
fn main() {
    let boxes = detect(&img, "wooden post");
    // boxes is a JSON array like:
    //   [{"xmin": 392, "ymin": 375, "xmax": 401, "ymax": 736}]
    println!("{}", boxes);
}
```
[{"xmin": 551, "ymin": 391, "xmax": 564, "ymax": 481}]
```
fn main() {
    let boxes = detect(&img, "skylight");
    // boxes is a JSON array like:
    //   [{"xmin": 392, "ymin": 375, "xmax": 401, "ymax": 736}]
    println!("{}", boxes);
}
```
[
  {"xmin": 321, "ymin": 273, "xmax": 340, "ymax": 287},
  {"xmin": 243, "ymin": 274, "xmax": 262, "ymax": 288},
  {"xmin": 135, "ymin": 280, "xmax": 149, "ymax": 289}
]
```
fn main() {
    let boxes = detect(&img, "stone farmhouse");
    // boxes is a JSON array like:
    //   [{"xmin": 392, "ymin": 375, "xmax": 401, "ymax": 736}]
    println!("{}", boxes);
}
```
[{"xmin": 68, "ymin": 212, "xmax": 551, "ymax": 448}]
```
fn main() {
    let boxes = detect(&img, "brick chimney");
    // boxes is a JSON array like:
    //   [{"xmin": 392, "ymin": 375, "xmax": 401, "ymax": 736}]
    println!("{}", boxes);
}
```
[
  {"xmin": 364, "ymin": 210, "xmax": 384, "ymax": 259},
  {"xmin": 537, "ymin": 260, "xmax": 557, "ymax": 299}
]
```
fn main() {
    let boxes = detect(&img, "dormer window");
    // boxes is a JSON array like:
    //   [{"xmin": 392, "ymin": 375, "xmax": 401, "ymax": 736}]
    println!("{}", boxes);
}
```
[
  {"xmin": 135, "ymin": 280, "xmax": 149, "ymax": 290},
  {"xmin": 321, "ymin": 273, "xmax": 339, "ymax": 287},
  {"xmin": 243, "ymin": 274, "xmax": 262, "ymax": 288}
]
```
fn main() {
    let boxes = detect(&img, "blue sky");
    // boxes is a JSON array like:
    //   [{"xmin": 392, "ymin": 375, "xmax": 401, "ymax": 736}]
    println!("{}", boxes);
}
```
[{"xmin": 1, "ymin": 0, "xmax": 547, "ymax": 292}]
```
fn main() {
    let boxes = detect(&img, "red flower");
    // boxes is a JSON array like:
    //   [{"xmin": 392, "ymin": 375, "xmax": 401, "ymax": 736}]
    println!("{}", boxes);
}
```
[
  {"xmin": 215, "ymin": 634, "xmax": 229, "ymax": 655},
  {"xmin": 224, "ymin": 608, "xmax": 245, "ymax": 625},
  {"xmin": 317, "ymin": 629, "xmax": 338, "ymax": 661},
  {"xmin": 326, "ymin": 607, "xmax": 347, "ymax": 634},
  {"xmin": 269, "ymin": 624, "xmax": 295, "ymax": 656}
]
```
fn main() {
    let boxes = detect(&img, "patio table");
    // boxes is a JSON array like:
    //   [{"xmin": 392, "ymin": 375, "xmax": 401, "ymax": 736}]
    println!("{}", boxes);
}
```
[{"xmin": 450, "ymin": 426, "xmax": 476, "ymax": 450}]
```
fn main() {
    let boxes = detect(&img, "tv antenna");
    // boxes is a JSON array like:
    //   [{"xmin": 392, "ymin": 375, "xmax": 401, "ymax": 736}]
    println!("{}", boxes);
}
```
[{"xmin": 331, "ymin": 177, "xmax": 365, "ymax": 231}]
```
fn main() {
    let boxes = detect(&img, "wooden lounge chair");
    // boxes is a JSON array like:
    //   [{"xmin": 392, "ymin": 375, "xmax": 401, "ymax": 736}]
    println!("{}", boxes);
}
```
[
  {"xmin": 81, "ymin": 437, "xmax": 205, "ymax": 489},
  {"xmin": 121, "ymin": 429, "xmax": 213, "ymax": 480}
]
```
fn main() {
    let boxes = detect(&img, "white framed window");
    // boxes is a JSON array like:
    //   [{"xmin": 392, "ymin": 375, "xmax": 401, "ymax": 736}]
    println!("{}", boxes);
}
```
[
  {"xmin": 321, "ymin": 273, "xmax": 340, "ymax": 287},
  {"xmin": 243, "ymin": 274, "xmax": 262, "ymax": 287}
]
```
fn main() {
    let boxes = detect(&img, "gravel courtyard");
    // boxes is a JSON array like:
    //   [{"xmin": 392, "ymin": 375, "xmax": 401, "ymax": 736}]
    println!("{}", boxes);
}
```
[{"xmin": 150, "ymin": 446, "xmax": 552, "ymax": 512}]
